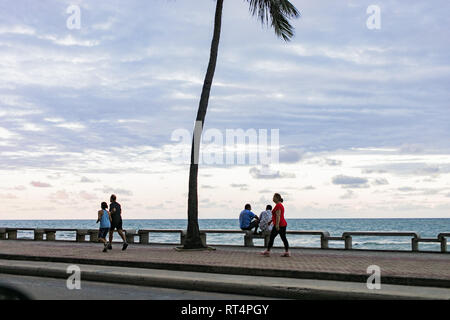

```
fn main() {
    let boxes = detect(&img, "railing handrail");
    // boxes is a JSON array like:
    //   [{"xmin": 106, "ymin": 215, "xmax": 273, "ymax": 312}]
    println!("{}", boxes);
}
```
[
  {"xmin": 342, "ymin": 231, "xmax": 420, "ymax": 238},
  {"xmin": 288, "ymin": 230, "xmax": 330, "ymax": 237},
  {"xmin": 1, "ymin": 227, "xmax": 448, "ymax": 253},
  {"xmin": 138, "ymin": 229, "xmax": 184, "ymax": 233}
]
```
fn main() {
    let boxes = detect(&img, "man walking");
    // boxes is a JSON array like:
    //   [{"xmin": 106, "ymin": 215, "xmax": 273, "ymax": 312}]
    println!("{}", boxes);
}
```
[{"xmin": 108, "ymin": 194, "xmax": 128, "ymax": 251}]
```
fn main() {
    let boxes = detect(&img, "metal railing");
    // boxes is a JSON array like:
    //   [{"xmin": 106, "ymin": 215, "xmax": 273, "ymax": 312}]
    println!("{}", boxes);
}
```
[{"xmin": 0, "ymin": 227, "xmax": 448, "ymax": 253}]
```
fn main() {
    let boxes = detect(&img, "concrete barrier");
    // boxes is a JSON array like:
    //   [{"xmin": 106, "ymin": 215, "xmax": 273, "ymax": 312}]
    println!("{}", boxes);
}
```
[
  {"xmin": 34, "ymin": 229, "xmax": 45, "ymax": 241},
  {"xmin": 0, "ymin": 228, "xmax": 6, "ymax": 240},
  {"xmin": 0, "ymin": 226, "xmax": 448, "ymax": 253},
  {"xmin": 6, "ymin": 228, "xmax": 18, "ymax": 240},
  {"xmin": 342, "ymin": 231, "xmax": 421, "ymax": 252},
  {"xmin": 76, "ymin": 229, "xmax": 89, "ymax": 242},
  {"xmin": 88, "ymin": 229, "xmax": 99, "ymax": 242},
  {"xmin": 438, "ymin": 233, "xmax": 450, "ymax": 253},
  {"xmin": 243, "ymin": 230, "xmax": 271, "ymax": 247},
  {"xmin": 125, "ymin": 229, "xmax": 137, "ymax": 244}
]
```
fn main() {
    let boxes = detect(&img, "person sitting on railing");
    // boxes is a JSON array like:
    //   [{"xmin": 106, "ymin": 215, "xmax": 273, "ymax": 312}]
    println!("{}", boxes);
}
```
[
  {"xmin": 239, "ymin": 204, "xmax": 260, "ymax": 235},
  {"xmin": 258, "ymin": 205, "xmax": 273, "ymax": 234}
]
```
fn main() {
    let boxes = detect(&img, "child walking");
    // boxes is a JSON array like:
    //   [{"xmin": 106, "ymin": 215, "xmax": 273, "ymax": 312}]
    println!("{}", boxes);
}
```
[{"xmin": 97, "ymin": 202, "xmax": 112, "ymax": 252}]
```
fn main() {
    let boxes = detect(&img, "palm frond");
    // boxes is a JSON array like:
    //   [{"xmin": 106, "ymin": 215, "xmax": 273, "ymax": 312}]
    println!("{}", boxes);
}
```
[{"xmin": 245, "ymin": 0, "xmax": 300, "ymax": 41}]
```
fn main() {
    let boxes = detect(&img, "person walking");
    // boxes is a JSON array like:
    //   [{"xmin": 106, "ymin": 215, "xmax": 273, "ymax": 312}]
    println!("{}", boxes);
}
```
[
  {"xmin": 96, "ymin": 202, "xmax": 111, "ymax": 252},
  {"xmin": 260, "ymin": 193, "xmax": 290, "ymax": 257},
  {"xmin": 108, "ymin": 194, "xmax": 128, "ymax": 251}
]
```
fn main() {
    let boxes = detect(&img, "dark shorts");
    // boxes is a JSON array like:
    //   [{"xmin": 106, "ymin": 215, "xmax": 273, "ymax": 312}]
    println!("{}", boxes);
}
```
[
  {"xmin": 110, "ymin": 218, "xmax": 123, "ymax": 231},
  {"xmin": 98, "ymin": 228, "xmax": 109, "ymax": 239}
]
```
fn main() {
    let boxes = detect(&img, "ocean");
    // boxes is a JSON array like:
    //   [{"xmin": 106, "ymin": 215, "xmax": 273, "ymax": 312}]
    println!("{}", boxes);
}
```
[{"xmin": 1, "ymin": 218, "xmax": 449, "ymax": 252}]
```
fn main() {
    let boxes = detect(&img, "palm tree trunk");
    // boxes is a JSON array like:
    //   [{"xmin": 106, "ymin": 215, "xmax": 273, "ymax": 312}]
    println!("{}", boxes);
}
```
[{"xmin": 184, "ymin": 0, "xmax": 224, "ymax": 249}]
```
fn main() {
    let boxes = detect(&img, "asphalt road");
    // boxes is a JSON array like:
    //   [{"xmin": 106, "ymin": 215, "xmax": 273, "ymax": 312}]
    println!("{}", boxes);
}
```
[{"xmin": 0, "ymin": 274, "xmax": 277, "ymax": 300}]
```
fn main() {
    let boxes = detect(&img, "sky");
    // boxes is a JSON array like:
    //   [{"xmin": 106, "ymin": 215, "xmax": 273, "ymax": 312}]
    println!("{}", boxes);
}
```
[{"xmin": 0, "ymin": 0, "xmax": 449, "ymax": 220}]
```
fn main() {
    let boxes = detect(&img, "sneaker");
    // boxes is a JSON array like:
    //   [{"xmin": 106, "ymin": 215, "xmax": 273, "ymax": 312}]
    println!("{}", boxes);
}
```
[
  {"xmin": 103, "ymin": 245, "xmax": 108, "ymax": 253},
  {"xmin": 259, "ymin": 250, "xmax": 270, "ymax": 257},
  {"xmin": 107, "ymin": 244, "xmax": 112, "ymax": 250},
  {"xmin": 281, "ymin": 252, "xmax": 291, "ymax": 257},
  {"xmin": 122, "ymin": 243, "xmax": 128, "ymax": 251}
]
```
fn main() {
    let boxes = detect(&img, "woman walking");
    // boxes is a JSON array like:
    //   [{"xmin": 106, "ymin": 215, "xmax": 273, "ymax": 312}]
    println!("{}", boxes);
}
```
[{"xmin": 261, "ymin": 193, "xmax": 290, "ymax": 257}]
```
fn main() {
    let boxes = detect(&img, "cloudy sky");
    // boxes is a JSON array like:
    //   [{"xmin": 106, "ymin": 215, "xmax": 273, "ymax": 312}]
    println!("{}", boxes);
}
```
[{"xmin": 1, "ymin": 0, "xmax": 449, "ymax": 220}]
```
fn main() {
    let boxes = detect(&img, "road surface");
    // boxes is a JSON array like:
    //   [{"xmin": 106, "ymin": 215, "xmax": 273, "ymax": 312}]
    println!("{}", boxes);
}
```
[{"xmin": 0, "ymin": 274, "xmax": 277, "ymax": 300}]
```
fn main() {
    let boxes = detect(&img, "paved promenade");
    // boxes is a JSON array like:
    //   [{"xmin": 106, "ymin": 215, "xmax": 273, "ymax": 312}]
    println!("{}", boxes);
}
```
[{"xmin": 1, "ymin": 240, "xmax": 449, "ymax": 289}]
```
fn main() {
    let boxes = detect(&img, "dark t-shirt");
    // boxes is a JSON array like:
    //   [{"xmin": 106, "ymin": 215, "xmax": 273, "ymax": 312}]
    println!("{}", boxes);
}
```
[{"xmin": 109, "ymin": 202, "xmax": 122, "ymax": 221}]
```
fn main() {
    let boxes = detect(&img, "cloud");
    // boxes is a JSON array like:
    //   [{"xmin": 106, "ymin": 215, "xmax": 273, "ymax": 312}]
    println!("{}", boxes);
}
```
[
  {"xmin": 35, "ymin": 32, "xmax": 100, "ymax": 47},
  {"xmin": 398, "ymin": 187, "xmax": 416, "ymax": 192},
  {"xmin": 49, "ymin": 190, "xmax": 69, "ymax": 200},
  {"xmin": 0, "ymin": 25, "xmax": 35, "ymax": 35},
  {"xmin": 101, "ymin": 187, "xmax": 133, "ymax": 197},
  {"xmin": 230, "ymin": 183, "xmax": 248, "ymax": 188},
  {"xmin": 332, "ymin": 175, "xmax": 369, "ymax": 189},
  {"xmin": 230, "ymin": 183, "xmax": 248, "ymax": 191},
  {"xmin": 340, "ymin": 190, "xmax": 356, "ymax": 199},
  {"xmin": 30, "ymin": 181, "xmax": 52, "ymax": 188},
  {"xmin": 80, "ymin": 176, "xmax": 95, "ymax": 183},
  {"xmin": 249, "ymin": 166, "xmax": 296, "ymax": 180},
  {"xmin": 279, "ymin": 149, "xmax": 302, "ymax": 163},
  {"xmin": 201, "ymin": 185, "xmax": 216, "ymax": 189},
  {"xmin": 0, "ymin": 193, "xmax": 17, "ymax": 199},
  {"xmin": 372, "ymin": 178, "xmax": 389, "ymax": 186},
  {"xmin": 325, "ymin": 158, "xmax": 342, "ymax": 166},
  {"xmin": 79, "ymin": 191, "xmax": 97, "ymax": 201}
]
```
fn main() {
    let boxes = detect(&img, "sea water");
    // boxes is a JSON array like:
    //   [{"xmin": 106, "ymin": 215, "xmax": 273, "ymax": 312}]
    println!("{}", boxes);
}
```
[{"xmin": 0, "ymin": 218, "xmax": 448, "ymax": 252}]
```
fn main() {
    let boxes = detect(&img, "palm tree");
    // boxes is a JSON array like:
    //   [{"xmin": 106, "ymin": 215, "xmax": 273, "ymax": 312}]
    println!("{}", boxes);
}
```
[{"xmin": 183, "ymin": 0, "xmax": 300, "ymax": 249}]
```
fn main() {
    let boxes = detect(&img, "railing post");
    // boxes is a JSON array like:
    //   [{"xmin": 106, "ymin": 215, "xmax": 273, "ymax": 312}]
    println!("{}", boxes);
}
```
[
  {"xmin": 412, "ymin": 238, "xmax": 419, "ymax": 252},
  {"xmin": 321, "ymin": 236, "xmax": 329, "ymax": 249},
  {"xmin": 180, "ymin": 230, "xmax": 186, "ymax": 245},
  {"xmin": 0, "ymin": 228, "xmax": 6, "ymax": 240},
  {"xmin": 138, "ymin": 230, "xmax": 149, "ymax": 244},
  {"xmin": 125, "ymin": 230, "xmax": 137, "ymax": 244},
  {"xmin": 440, "ymin": 237, "xmax": 447, "ymax": 253},
  {"xmin": 45, "ymin": 230, "xmax": 56, "ymax": 241},
  {"xmin": 344, "ymin": 235, "xmax": 352, "ymax": 250},
  {"xmin": 76, "ymin": 229, "xmax": 88, "ymax": 242},
  {"xmin": 34, "ymin": 229, "xmax": 44, "ymax": 241},
  {"xmin": 88, "ymin": 229, "xmax": 99, "ymax": 242},
  {"xmin": 321, "ymin": 232, "xmax": 330, "ymax": 249},
  {"xmin": 244, "ymin": 231, "xmax": 254, "ymax": 247},
  {"xmin": 263, "ymin": 231, "xmax": 270, "ymax": 247},
  {"xmin": 7, "ymin": 229, "xmax": 17, "ymax": 240}
]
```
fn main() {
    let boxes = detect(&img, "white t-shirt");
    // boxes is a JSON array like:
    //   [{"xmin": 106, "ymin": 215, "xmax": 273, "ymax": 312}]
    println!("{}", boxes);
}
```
[{"xmin": 259, "ymin": 210, "xmax": 273, "ymax": 232}]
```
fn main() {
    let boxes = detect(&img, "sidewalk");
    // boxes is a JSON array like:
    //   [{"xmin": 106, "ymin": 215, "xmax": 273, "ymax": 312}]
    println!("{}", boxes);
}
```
[
  {"xmin": 0, "ymin": 240, "xmax": 449, "ymax": 292},
  {"xmin": 1, "ymin": 259, "xmax": 449, "ymax": 299}
]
